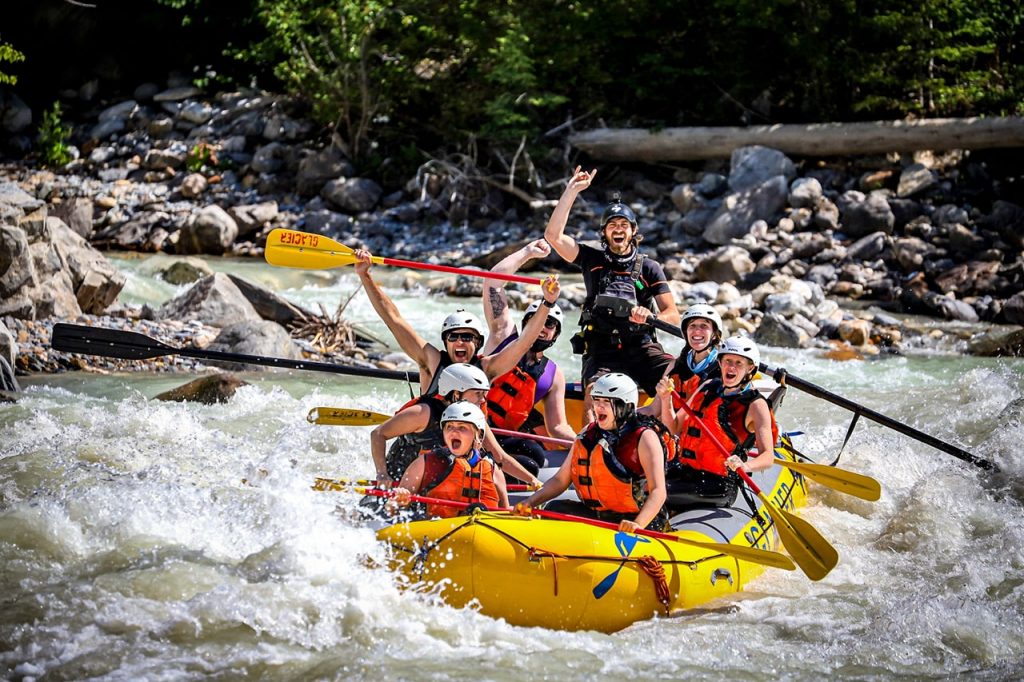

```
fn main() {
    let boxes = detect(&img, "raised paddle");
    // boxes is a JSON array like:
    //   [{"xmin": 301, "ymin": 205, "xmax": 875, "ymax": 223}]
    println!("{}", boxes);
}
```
[
  {"xmin": 265, "ymin": 228, "xmax": 542, "ymax": 285},
  {"xmin": 759, "ymin": 362, "xmax": 998, "ymax": 472},
  {"xmin": 361, "ymin": 489, "xmax": 796, "ymax": 571},
  {"xmin": 309, "ymin": 406, "xmax": 574, "ymax": 447},
  {"xmin": 674, "ymin": 396, "xmax": 839, "ymax": 581},
  {"xmin": 50, "ymin": 323, "xmax": 419, "ymax": 383}
]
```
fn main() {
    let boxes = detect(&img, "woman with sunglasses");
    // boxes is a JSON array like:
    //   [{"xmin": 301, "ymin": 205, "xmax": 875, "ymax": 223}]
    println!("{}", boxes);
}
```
[
  {"xmin": 353, "ymin": 249, "xmax": 561, "ymax": 398},
  {"xmin": 481, "ymin": 239, "xmax": 576, "ymax": 476}
]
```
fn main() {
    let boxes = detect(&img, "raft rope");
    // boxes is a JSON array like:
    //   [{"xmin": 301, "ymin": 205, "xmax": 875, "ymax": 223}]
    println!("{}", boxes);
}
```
[{"xmin": 386, "ymin": 513, "xmax": 714, "ymax": 611}]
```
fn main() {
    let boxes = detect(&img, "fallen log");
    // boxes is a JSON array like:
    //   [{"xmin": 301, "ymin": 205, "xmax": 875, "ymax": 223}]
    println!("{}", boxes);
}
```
[{"xmin": 568, "ymin": 117, "xmax": 1024, "ymax": 162}]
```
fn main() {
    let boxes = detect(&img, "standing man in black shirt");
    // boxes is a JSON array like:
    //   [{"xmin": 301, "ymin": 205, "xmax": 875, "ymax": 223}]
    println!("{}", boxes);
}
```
[{"xmin": 544, "ymin": 166, "xmax": 680, "ymax": 406}]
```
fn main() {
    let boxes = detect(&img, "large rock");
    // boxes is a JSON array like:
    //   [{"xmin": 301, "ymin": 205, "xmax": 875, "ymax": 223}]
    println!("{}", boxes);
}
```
[
  {"xmin": 157, "ymin": 272, "xmax": 262, "ymax": 327},
  {"xmin": 176, "ymin": 205, "xmax": 238, "ymax": 255},
  {"xmin": 155, "ymin": 373, "xmax": 249, "ymax": 404},
  {"xmin": 0, "ymin": 91, "xmax": 32, "ymax": 133},
  {"xmin": 161, "ymin": 257, "xmax": 215, "ymax": 285},
  {"xmin": 897, "ymin": 163, "xmax": 937, "ymax": 197},
  {"xmin": 967, "ymin": 328, "xmax": 1024, "ymax": 357},
  {"xmin": 322, "ymin": 177, "xmax": 383, "ymax": 213},
  {"xmin": 296, "ymin": 146, "xmax": 356, "ymax": 196},
  {"xmin": 978, "ymin": 200, "xmax": 1024, "ymax": 250},
  {"xmin": 0, "ymin": 319, "xmax": 15, "ymax": 369},
  {"xmin": 693, "ymin": 245, "xmax": 756, "ymax": 283},
  {"xmin": 839, "ymin": 190, "xmax": 895, "ymax": 238},
  {"xmin": 204, "ymin": 319, "xmax": 303, "ymax": 371},
  {"xmin": 226, "ymin": 274, "xmax": 315, "ymax": 327},
  {"xmin": 754, "ymin": 313, "xmax": 810, "ymax": 348},
  {"xmin": 0, "ymin": 224, "xmax": 35, "ymax": 299},
  {"xmin": 228, "ymin": 201, "xmax": 279, "ymax": 239},
  {"xmin": 1002, "ymin": 291, "xmax": 1024, "ymax": 325},
  {"xmin": 728, "ymin": 146, "xmax": 796, "ymax": 193},
  {"xmin": 702, "ymin": 176, "xmax": 789, "ymax": 245},
  {"xmin": 51, "ymin": 197, "xmax": 95, "ymax": 239},
  {"xmin": 47, "ymin": 219, "xmax": 126, "ymax": 313}
]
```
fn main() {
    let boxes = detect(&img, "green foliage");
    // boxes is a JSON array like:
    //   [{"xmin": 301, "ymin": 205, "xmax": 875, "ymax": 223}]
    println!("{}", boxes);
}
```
[
  {"xmin": 151, "ymin": 0, "xmax": 1023, "ymax": 168},
  {"xmin": 186, "ymin": 141, "xmax": 219, "ymax": 173},
  {"xmin": 37, "ymin": 102, "xmax": 73, "ymax": 168},
  {"xmin": 0, "ymin": 38, "xmax": 25, "ymax": 85}
]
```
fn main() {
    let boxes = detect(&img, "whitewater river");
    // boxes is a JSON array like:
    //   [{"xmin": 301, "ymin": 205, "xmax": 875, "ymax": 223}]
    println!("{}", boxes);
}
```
[{"xmin": 2, "ymin": 255, "xmax": 1023, "ymax": 680}]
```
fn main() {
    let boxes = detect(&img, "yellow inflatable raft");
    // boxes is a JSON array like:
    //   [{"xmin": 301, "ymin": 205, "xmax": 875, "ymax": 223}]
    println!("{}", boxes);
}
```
[{"xmin": 376, "ymin": 440, "xmax": 809, "ymax": 633}]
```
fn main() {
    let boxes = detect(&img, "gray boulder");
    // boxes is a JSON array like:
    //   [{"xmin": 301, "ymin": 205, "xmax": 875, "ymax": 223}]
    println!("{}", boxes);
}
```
[
  {"xmin": 839, "ymin": 190, "xmax": 895, "ymax": 238},
  {"xmin": 0, "ymin": 319, "xmax": 15, "ymax": 369},
  {"xmin": 897, "ymin": 163, "xmax": 937, "ymax": 197},
  {"xmin": 157, "ymin": 272, "xmax": 262, "ymax": 327},
  {"xmin": 322, "ymin": 177, "xmax": 383, "ymax": 213},
  {"xmin": 702, "ymin": 176, "xmax": 789, "ymax": 245},
  {"xmin": 51, "ymin": 197, "xmax": 95, "ymax": 239},
  {"xmin": 754, "ymin": 313, "xmax": 810, "ymax": 348},
  {"xmin": 227, "ymin": 274, "xmax": 315, "ymax": 328},
  {"xmin": 229, "ymin": 201, "xmax": 279, "ymax": 239},
  {"xmin": 205, "ymin": 319, "xmax": 303, "ymax": 371},
  {"xmin": 155, "ymin": 373, "xmax": 249, "ymax": 404},
  {"xmin": 176, "ymin": 205, "xmax": 238, "ymax": 255},
  {"xmin": 789, "ymin": 177, "xmax": 823, "ymax": 209},
  {"xmin": 728, "ymin": 146, "xmax": 796, "ymax": 193},
  {"xmin": 161, "ymin": 257, "xmax": 215, "ymax": 285},
  {"xmin": 693, "ymin": 245, "xmax": 756, "ymax": 283}
]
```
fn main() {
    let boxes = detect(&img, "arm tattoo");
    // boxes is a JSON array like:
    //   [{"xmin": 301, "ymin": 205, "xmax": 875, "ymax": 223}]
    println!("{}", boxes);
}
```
[{"xmin": 488, "ymin": 288, "xmax": 508, "ymax": 317}]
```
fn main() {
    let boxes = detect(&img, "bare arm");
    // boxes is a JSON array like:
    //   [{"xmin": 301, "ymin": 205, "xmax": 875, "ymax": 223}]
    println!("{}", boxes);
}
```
[
  {"xmin": 481, "ymin": 239, "xmax": 551, "ymax": 355},
  {"xmin": 654, "ymin": 376, "xmax": 681, "ymax": 435},
  {"xmin": 482, "ymin": 275, "xmax": 560, "ymax": 378},
  {"xmin": 369, "ymin": 405, "xmax": 429, "ymax": 487},
  {"xmin": 543, "ymin": 166, "xmax": 596, "ymax": 263},
  {"xmin": 519, "ymin": 455, "xmax": 573, "ymax": 509},
  {"xmin": 540, "ymin": 367, "xmax": 577, "ymax": 442},
  {"xmin": 629, "ymin": 430, "xmax": 667, "ymax": 530},
  {"xmin": 493, "ymin": 466, "xmax": 509, "ymax": 508},
  {"xmin": 483, "ymin": 426, "xmax": 540, "ymax": 487},
  {"xmin": 355, "ymin": 250, "xmax": 440, "ymax": 373},
  {"xmin": 653, "ymin": 291, "xmax": 681, "ymax": 327}
]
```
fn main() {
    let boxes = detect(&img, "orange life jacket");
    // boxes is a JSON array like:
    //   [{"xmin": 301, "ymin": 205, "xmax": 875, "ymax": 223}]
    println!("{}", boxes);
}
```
[
  {"xmin": 385, "ymin": 395, "xmax": 447, "ymax": 481},
  {"xmin": 677, "ymin": 379, "xmax": 779, "ymax": 477},
  {"xmin": 569, "ymin": 416, "xmax": 670, "ymax": 514},
  {"xmin": 485, "ymin": 357, "xmax": 551, "ymax": 430},
  {"xmin": 668, "ymin": 352, "xmax": 721, "ymax": 408},
  {"xmin": 420, "ymin": 448, "xmax": 499, "ymax": 518}
]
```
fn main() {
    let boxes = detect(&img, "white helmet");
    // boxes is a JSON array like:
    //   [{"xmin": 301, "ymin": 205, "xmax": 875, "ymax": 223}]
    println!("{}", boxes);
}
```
[
  {"xmin": 681, "ymin": 303, "xmax": 724, "ymax": 336},
  {"xmin": 437, "ymin": 363, "xmax": 490, "ymax": 396},
  {"xmin": 719, "ymin": 336, "xmax": 760, "ymax": 367},
  {"xmin": 589, "ymin": 372, "xmax": 639, "ymax": 409},
  {"xmin": 441, "ymin": 310, "xmax": 486, "ymax": 342},
  {"xmin": 440, "ymin": 401, "xmax": 487, "ymax": 433},
  {"xmin": 523, "ymin": 300, "xmax": 564, "ymax": 328}
]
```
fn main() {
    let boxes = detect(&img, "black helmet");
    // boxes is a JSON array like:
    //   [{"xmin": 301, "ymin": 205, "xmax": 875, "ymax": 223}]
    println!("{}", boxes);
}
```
[{"xmin": 601, "ymin": 193, "xmax": 637, "ymax": 227}]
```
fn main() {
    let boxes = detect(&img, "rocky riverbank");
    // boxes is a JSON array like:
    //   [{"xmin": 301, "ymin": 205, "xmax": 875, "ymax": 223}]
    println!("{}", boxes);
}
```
[{"xmin": 2, "ymin": 83, "xmax": 1023, "ymax": 384}]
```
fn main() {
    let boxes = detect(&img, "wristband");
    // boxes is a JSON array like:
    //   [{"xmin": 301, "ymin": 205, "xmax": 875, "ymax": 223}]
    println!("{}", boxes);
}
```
[{"xmin": 540, "ymin": 299, "xmax": 555, "ymax": 308}]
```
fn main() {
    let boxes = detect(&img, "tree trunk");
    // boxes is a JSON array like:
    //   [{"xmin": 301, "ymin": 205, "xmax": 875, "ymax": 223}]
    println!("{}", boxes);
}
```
[{"xmin": 568, "ymin": 117, "xmax": 1024, "ymax": 162}]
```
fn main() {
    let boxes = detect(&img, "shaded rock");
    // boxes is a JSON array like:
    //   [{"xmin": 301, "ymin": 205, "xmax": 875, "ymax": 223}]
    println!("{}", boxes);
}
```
[
  {"xmin": 812, "ymin": 197, "xmax": 840, "ymax": 231},
  {"xmin": 228, "ymin": 201, "xmax": 279, "ymax": 239},
  {"xmin": 892, "ymin": 236, "xmax": 935, "ymax": 273},
  {"xmin": 143, "ymin": 148, "xmax": 186, "ymax": 171},
  {"xmin": 154, "ymin": 86, "xmax": 203, "ymax": 102},
  {"xmin": 176, "ymin": 205, "xmax": 238, "ymax": 255},
  {"xmin": 670, "ymin": 183, "xmax": 698, "ymax": 213},
  {"xmin": 703, "ymin": 176, "xmax": 788, "ymax": 245},
  {"xmin": 947, "ymin": 224, "xmax": 986, "ymax": 254},
  {"xmin": 897, "ymin": 163, "xmax": 937, "ymax": 197},
  {"xmin": 302, "ymin": 209, "xmax": 352, "ymax": 236},
  {"xmin": 48, "ymin": 220, "xmax": 126, "ymax": 313},
  {"xmin": 978, "ymin": 200, "xmax": 1024, "ymax": 250},
  {"xmin": 0, "ymin": 224, "xmax": 35, "ymax": 298},
  {"xmin": 933, "ymin": 261, "xmax": 1001, "ymax": 296},
  {"xmin": 157, "ymin": 272, "xmax": 262, "ymax": 327},
  {"xmin": 227, "ymin": 274, "xmax": 315, "ymax": 327},
  {"xmin": 923, "ymin": 292, "xmax": 979, "ymax": 322},
  {"xmin": 322, "ymin": 177, "xmax": 383, "ymax": 213},
  {"xmin": 1003, "ymin": 292, "xmax": 1024, "ymax": 325},
  {"xmin": 205, "ymin": 319, "xmax": 303, "ymax": 371},
  {"xmin": 728, "ymin": 146, "xmax": 796, "ymax": 193},
  {"xmin": 1, "ymin": 91, "xmax": 32, "ymax": 133},
  {"xmin": 296, "ymin": 146, "xmax": 356, "ymax": 196},
  {"xmin": 967, "ymin": 328, "xmax": 1024, "ymax": 357},
  {"xmin": 839, "ymin": 190, "xmax": 895, "ymax": 238},
  {"xmin": 0, "ymin": 320, "xmax": 15, "ymax": 369},
  {"xmin": 155, "ymin": 372, "xmax": 249, "ymax": 404},
  {"xmin": 161, "ymin": 257, "xmax": 214, "ymax": 285},
  {"xmin": 0, "ymin": 181, "xmax": 44, "ymax": 213},
  {"xmin": 845, "ymin": 231, "xmax": 888, "ymax": 262}
]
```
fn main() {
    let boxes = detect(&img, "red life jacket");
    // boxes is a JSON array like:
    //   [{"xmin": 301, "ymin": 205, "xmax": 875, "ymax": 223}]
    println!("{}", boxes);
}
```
[
  {"xmin": 420, "ymin": 448, "xmax": 499, "ymax": 518},
  {"xmin": 569, "ymin": 416, "xmax": 670, "ymax": 514},
  {"xmin": 677, "ymin": 379, "xmax": 779, "ymax": 476},
  {"xmin": 485, "ymin": 357, "xmax": 550, "ymax": 430}
]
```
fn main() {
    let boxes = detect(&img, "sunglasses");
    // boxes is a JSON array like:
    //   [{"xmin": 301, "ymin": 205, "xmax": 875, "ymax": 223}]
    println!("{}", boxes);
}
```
[
  {"xmin": 543, "ymin": 319, "xmax": 559, "ymax": 329},
  {"xmin": 446, "ymin": 332, "xmax": 479, "ymax": 343}
]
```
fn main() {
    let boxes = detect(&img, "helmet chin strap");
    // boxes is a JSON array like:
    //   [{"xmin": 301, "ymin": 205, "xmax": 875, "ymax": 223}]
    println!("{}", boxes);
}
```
[{"xmin": 530, "ymin": 337, "xmax": 557, "ymax": 353}]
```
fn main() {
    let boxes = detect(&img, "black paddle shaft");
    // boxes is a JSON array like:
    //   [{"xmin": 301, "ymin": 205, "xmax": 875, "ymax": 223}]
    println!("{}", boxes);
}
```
[
  {"xmin": 761, "ymin": 363, "xmax": 998, "ymax": 472},
  {"xmin": 50, "ymin": 323, "xmax": 419, "ymax": 383}
]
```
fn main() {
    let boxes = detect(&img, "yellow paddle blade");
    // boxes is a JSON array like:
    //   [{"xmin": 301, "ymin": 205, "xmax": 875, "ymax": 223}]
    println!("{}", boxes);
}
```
[
  {"xmin": 675, "ymin": 536, "xmax": 796, "ymax": 571},
  {"xmin": 757, "ymin": 491, "xmax": 839, "ymax": 581},
  {"xmin": 312, "ymin": 477, "xmax": 377, "ymax": 491},
  {"xmin": 776, "ymin": 459, "xmax": 881, "ymax": 501},
  {"xmin": 308, "ymin": 407, "xmax": 390, "ymax": 426},
  {"xmin": 265, "ymin": 228, "xmax": 384, "ymax": 270}
]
